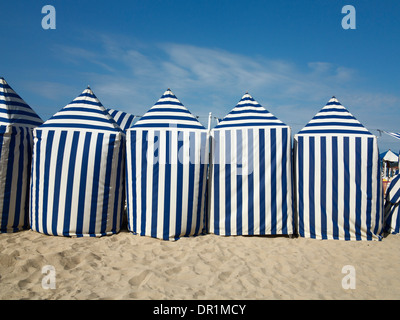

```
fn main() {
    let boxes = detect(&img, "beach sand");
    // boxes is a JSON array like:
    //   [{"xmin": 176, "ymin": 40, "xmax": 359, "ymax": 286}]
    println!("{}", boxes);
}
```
[{"xmin": 1, "ymin": 227, "xmax": 400, "ymax": 300}]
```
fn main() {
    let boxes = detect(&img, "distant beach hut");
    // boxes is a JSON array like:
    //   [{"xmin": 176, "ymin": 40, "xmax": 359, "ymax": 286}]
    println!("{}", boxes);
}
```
[
  {"xmin": 107, "ymin": 108, "xmax": 136, "ymax": 131},
  {"xmin": 380, "ymin": 149, "xmax": 399, "ymax": 179},
  {"xmin": 384, "ymin": 174, "xmax": 400, "ymax": 234},
  {"xmin": 209, "ymin": 93, "xmax": 293, "ymax": 236},
  {"xmin": 0, "ymin": 77, "xmax": 43, "ymax": 232},
  {"xmin": 30, "ymin": 87, "xmax": 125, "ymax": 237},
  {"xmin": 126, "ymin": 89, "xmax": 208, "ymax": 240},
  {"xmin": 294, "ymin": 97, "xmax": 384, "ymax": 240}
]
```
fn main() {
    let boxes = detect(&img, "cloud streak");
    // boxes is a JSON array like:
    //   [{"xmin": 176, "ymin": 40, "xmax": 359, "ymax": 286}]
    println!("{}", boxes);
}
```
[{"xmin": 43, "ymin": 34, "xmax": 399, "ymax": 137}]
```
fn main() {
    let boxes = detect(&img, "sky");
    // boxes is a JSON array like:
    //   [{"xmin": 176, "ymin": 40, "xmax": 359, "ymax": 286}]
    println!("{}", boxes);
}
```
[{"xmin": 0, "ymin": 0, "xmax": 399, "ymax": 152}]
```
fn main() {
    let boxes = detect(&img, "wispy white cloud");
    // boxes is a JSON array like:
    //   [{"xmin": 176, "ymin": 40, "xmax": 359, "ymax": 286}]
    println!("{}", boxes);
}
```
[{"xmin": 42, "ymin": 34, "xmax": 400, "ymax": 136}]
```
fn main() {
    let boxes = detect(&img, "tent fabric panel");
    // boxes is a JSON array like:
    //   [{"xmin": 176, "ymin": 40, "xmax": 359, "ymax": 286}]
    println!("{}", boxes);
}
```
[
  {"xmin": 132, "ymin": 89, "xmax": 205, "ymax": 130},
  {"xmin": 0, "ymin": 127, "xmax": 33, "ymax": 232},
  {"xmin": 384, "ymin": 175, "xmax": 400, "ymax": 234},
  {"xmin": 209, "ymin": 127, "xmax": 293, "ymax": 236},
  {"xmin": 30, "ymin": 129, "xmax": 125, "ymax": 237},
  {"xmin": 126, "ymin": 129, "xmax": 208, "ymax": 240},
  {"xmin": 0, "ymin": 79, "xmax": 43, "ymax": 128},
  {"xmin": 294, "ymin": 135, "xmax": 383, "ymax": 240},
  {"xmin": 107, "ymin": 109, "xmax": 136, "ymax": 131}
]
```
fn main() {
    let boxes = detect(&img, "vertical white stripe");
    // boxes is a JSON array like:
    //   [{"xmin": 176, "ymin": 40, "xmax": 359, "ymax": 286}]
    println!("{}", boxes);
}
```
[
  {"xmin": 219, "ymin": 130, "xmax": 226, "ymax": 235},
  {"xmin": 145, "ymin": 130, "xmax": 154, "ymax": 236},
  {"xmin": 56, "ymin": 131, "xmax": 73, "ymax": 235},
  {"xmin": 337, "ymin": 137, "xmax": 345, "ymax": 239},
  {"xmin": 169, "ymin": 130, "xmax": 178, "ymax": 238},
  {"xmin": 314, "ymin": 136, "xmax": 321, "ymax": 239},
  {"xmin": 156, "ymin": 131, "xmax": 166, "ymax": 239},
  {"xmin": 230, "ymin": 129, "xmax": 237, "ymax": 235},
  {"xmin": 325, "ymin": 137, "xmax": 333, "ymax": 239},
  {"xmin": 252, "ymin": 129, "xmax": 260, "ymax": 234},
  {"xmin": 69, "ymin": 132, "xmax": 85, "ymax": 235},
  {"xmin": 180, "ymin": 131, "xmax": 190, "ymax": 237},
  {"xmin": 348, "ymin": 136, "xmax": 357, "ymax": 240},
  {"xmin": 135, "ymin": 130, "xmax": 143, "ymax": 234},
  {"xmin": 241, "ymin": 129, "xmax": 249, "ymax": 233},
  {"xmin": 265, "ymin": 130, "xmax": 271, "ymax": 233}
]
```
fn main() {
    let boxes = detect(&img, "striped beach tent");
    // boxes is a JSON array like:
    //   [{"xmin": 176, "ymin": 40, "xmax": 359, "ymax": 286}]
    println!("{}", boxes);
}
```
[
  {"xmin": 209, "ymin": 93, "xmax": 293, "ymax": 236},
  {"xmin": 294, "ymin": 97, "xmax": 384, "ymax": 240},
  {"xmin": 126, "ymin": 89, "xmax": 208, "ymax": 240},
  {"xmin": 107, "ymin": 108, "xmax": 136, "ymax": 131},
  {"xmin": 0, "ymin": 77, "xmax": 43, "ymax": 232},
  {"xmin": 30, "ymin": 87, "xmax": 125, "ymax": 237},
  {"xmin": 384, "ymin": 174, "xmax": 400, "ymax": 234}
]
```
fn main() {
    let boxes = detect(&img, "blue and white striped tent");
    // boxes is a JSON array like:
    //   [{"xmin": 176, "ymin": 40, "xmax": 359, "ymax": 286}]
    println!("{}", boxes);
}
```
[
  {"xmin": 107, "ymin": 109, "xmax": 136, "ymax": 131},
  {"xmin": 294, "ymin": 97, "xmax": 384, "ymax": 240},
  {"xmin": 209, "ymin": 93, "xmax": 293, "ymax": 236},
  {"xmin": 384, "ymin": 174, "xmax": 400, "ymax": 234},
  {"xmin": 0, "ymin": 77, "xmax": 43, "ymax": 232},
  {"xmin": 126, "ymin": 89, "xmax": 208, "ymax": 240},
  {"xmin": 30, "ymin": 87, "xmax": 125, "ymax": 237}
]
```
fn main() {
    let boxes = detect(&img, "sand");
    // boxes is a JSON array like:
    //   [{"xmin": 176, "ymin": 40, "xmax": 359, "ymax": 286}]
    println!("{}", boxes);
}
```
[{"xmin": 1, "ymin": 227, "xmax": 400, "ymax": 300}]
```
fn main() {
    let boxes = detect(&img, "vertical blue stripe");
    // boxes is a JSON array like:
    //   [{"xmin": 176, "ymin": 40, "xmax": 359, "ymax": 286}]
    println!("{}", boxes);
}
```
[
  {"xmin": 129, "ymin": 130, "xmax": 137, "ymax": 233},
  {"xmin": 24, "ymin": 128, "xmax": 33, "ymax": 229},
  {"xmin": 100, "ymin": 134, "xmax": 116, "ymax": 235},
  {"xmin": 247, "ymin": 129, "xmax": 254, "ymax": 235},
  {"xmin": 343, "ymin": 137, "xmax": 351, "ymax": 240},
  {"xmin": 89, "ymin": 133, "xmax": 104, "ymax": 236},
  {"xmin": 42, "ymin": 130, "xmax": 55, "ymax": 235},
  {"xmin": 298, "ymin": 137, "xmax": 304, "ymax": 237},
  {"xmin": 355, "ymin": 137, "xmax": 362, "ymax": 240},
  {"xmin": 51, "ymin": 131, "xmax": 68, "ymax": 236},
  {"xmin": 224, "ymin": 131, "xmax": 231, "ymax": 236},
  {"xmin": 12, "ymin": 128, "xmax": 25, "ymax": 231},
  {"xmin": 185, "ymin": 132, "xmax": 196, "ymax": 237},
  {"xmin": 195, "ymin": 131, "xmax": 207, "ymax": 235},
  {"xmin": 151, "ymin": 131, "xmax": 160, "ymax": 238},
  {"xmin": 112, "ymin": 135, "xmax": 124, "ymax": 233},
  {"xmin": 163, "ymin": 130, "xmax": 171, "ymax": 240},
  {"xmin": 308, "ymin": 136, "xmax": 316, "ymax": 238},
  {"xmin": 365, "ymin": 137, "xmax": 373, "ymax": 240},
  {"xmin": 281, "ymin": 128, "xmax": 288, "ymax": 234},
  {"xmin": 76, "ymin": 132, "xmax": 92, "ymax": 236},
  {"xmin": 320, "ymin": 137, "xmax": 327, "ymax": 239},
  {"xmin": 259, "ymin": 129, "xmax": 266, "ymax": 235},
  {"xmin": 175, "ymin": 132, "xmax": 184, "ymax": 240},
  {"xmin": 1, "ymin": 127, "xmax": 16, "ymax": 232},
  {"xmin": 270, "ymin": 129, "xmax": 277, "ymax": 235},
  {"xmin": 63, "ymin": 131, "xmax": 80, "ymax": 236},
  {"xmin": 332, "ymin": 137, "xmax": 339, "ymax": 239},
  {"xmin": 140, "ymin": 130, "xmax": 148, "ymax": 236},
  {"xmin": 33, "ymin": 130, "xmax": 42, "ymax": 232},
  {"xmin": 213, "ymin": 131, "xmax": 220, "ymax": 234},
  {"xmin": 236, "ymin": 130, "xmax": 243, "ymax": 235}
]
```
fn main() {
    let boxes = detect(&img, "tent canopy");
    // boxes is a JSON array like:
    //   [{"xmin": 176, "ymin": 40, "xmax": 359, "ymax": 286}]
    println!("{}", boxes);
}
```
[
  {"xmin": 294, "ymin": 96, "xmax": 383, "ymax": 241},
  {"xmin": 210, "ymin": 92, "xmax": 293, "ymax": 236},
  {"xmin": 214, "ymin": 93, "xmax": 286, "ymax": 129},
  {"xmin": 133, "ymin": 89, "xmax": 205, "ymax": 129},
  {"xmin": 30, "ymin": 87, "xmax": 125, "ymax": 237},
  {"xmin": 380, "ymin": 150, "xmax": 399, "ymax": 163},
  {"xmin": 107, "ymin": 108, "xmax": 136, "ymax": 131},
  {"xmin": 126, "ymin": 89, "xmax": 208, "ymax": 240},
  {"xmin": 0, "ymin": 77, "xmax": 43, "ymax": 233},
  {"xmin": 0, "ymin": 77, "xmax": 43, "ymax": 129}
]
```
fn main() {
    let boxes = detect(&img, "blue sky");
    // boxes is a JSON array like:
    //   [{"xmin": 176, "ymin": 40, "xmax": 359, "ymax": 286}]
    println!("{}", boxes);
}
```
[{"xmin": 1, "ymin": 0, "xmax": 399, "ymax": 151}]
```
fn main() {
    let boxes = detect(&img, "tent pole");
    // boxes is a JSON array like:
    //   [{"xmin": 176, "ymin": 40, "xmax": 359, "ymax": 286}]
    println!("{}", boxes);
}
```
[{"xmin": 207, "ymin": 112, "xmax": 212, "ymax": 132}]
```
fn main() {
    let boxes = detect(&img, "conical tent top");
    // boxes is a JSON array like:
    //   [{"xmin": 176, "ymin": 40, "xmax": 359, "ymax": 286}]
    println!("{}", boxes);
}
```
[
  {"xmin": 0, "ymin": 77, "xmax": 43, "ymax": 128},
  {"xmin": 297, "ymin": 96, "xmax": 372, "ymax": 136},
  {"xmin": 39, "ymin": 87, "xmax": 122, "ymax": 132},
  {"xmin": 132, "ymin": 89, "xmax": 205, "ymax": 129},
  {"xmin": 214, "ymin": 92, "xmax": 286, "ymax": 129}
]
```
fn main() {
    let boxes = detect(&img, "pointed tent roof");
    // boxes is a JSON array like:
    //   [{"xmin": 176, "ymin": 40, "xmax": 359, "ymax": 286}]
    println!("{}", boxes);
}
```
[
  {"xmin": 214, "ymin": 93, "xmax": 287, "ymax": 129},
  {"xmin": 132, "ymin": 89, "xmax": 205, "ymax": 129},
  {"xmin": 297, "ymin": 97, "xmax": 372, "ymax": 136},
  {"xmin": 107, "ymin": 108, "xmax": 136, "ymax": 131},
  {"xmin": 381, "ymin": 149, "xmax": 399, "ymax": 162},
  {"xmin": 40, "ymin": 87, "xmax": 122, "ymax": 132},
  {"xmin": 0, "ymin": 77, "xmax": 43, "ymax": 128}
]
